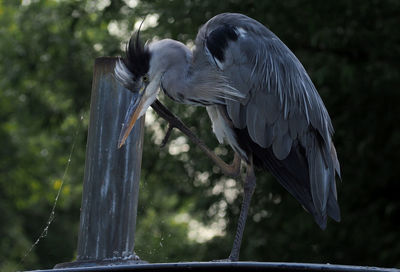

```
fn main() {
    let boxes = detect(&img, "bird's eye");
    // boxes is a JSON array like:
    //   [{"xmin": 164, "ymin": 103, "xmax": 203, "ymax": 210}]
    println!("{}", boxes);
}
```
[{"xmin": 143, "ymin": 74, "xmax": 149, "ymax": 83}]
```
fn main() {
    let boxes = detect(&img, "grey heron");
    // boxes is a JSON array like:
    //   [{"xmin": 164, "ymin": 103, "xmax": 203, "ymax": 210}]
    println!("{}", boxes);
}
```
[{"xmin": 115, "ymin": 13, "xmax": 341, "ymax": 261}]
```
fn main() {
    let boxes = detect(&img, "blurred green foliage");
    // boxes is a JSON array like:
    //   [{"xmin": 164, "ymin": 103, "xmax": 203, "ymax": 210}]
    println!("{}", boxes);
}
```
[{"xmin": 0, "ymin": 0, "xmax": 399, "ymax": 271}]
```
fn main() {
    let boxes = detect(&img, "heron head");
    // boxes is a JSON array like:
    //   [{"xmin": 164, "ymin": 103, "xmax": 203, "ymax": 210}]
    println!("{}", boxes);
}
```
[{"xmin": 115, "ymin": 32, "xmax": 159, "ymax": 148}]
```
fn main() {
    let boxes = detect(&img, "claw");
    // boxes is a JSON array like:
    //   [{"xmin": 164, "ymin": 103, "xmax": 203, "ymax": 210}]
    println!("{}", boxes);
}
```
[{"xmin": 160, "ymin": 124, "xmax": 174, "ymax": 148}]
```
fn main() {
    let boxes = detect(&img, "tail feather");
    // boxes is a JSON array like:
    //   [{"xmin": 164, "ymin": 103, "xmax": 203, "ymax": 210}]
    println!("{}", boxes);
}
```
[
  {"xmin": 327, "ymin": 162, "xmax": 341, "ymax": 222},
  {"xmin": 307, "ymin": 132, "xmax": 331, "ymax": 219},
  {"xmin": 306, "ymin": 130, "xmax": 341, "ymax": 223}
]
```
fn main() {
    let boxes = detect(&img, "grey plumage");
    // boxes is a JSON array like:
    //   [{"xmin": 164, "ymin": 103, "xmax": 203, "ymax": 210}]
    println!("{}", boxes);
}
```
[
  {"xmin": 115, "ymin": 12, "xmax": 340, "ymax": 259},
  {"xmin": 197, "ymin": 13, "xmax": 340, "ymax": 228}
]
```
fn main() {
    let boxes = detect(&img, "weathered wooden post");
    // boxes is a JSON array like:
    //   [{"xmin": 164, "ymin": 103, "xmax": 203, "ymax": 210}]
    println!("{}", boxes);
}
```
[{"xmin": 55, "ymin": 57, "xmax": 144, "ymax": 268}]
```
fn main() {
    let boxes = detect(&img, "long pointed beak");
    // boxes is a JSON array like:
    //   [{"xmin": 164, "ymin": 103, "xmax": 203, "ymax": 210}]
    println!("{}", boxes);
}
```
[{"xmin": 118, "ymin": 91, "xmax": 146, "ymax": 148}]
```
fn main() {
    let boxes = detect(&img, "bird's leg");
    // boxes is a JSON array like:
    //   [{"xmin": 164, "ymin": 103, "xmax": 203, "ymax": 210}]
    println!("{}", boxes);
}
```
[
  {"xmin": 152, "ymin": 99, "xmax": 253, "ymax": 260},
  {"xmin": 228, "ymin": 160, "xmax": 256, "ymax": 261},
  {"xmin": 151, "ymin": 99, "xmax": 241, "ymax": 177}
]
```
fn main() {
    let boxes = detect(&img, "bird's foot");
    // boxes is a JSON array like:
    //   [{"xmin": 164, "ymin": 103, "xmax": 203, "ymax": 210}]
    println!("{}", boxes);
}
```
[
  {"xmin": 212, "ymin": 255, "xmax": 239, "ymax": 262},
  {"xmin": 160, "ymin": 123, "xmax": 174, "ymax": 148},
  {"xmin": 212, "ymin": 258, "xmax": 233, "ymax": 262}
]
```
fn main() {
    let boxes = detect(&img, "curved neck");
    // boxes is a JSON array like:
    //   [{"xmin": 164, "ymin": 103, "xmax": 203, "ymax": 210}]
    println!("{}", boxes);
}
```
[
  {"xmin": 161, "ymin": 59, "xmax": 193, "ymax": 103},
  {"xmin": 152, "ymin": 39, "xmax": 242, "ymax": 106}
]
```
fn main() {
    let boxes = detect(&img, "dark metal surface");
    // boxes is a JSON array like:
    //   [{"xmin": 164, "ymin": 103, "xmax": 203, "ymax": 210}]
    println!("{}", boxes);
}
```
[
  {"xmin": 33, "ymin": 261, "xmax": 400, "ymax": 272},
  {"xmin": 56, "ymin": 57, "xmax": 145, "ymax": 268}
]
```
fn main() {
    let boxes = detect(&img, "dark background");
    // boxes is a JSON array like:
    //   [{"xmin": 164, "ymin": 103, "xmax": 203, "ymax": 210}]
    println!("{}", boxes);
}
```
[{"xmin": 1, "ymin": 0, "xmax": 399, "ymax": 271}]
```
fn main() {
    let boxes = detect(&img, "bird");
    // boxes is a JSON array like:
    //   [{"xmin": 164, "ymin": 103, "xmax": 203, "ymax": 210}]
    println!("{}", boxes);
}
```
[{"xmin": 114, "ymin": 12, "xmax": 341, "ymax": 261}]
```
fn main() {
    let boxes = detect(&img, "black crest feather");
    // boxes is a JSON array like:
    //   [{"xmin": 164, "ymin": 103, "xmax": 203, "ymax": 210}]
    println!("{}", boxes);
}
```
[{"xmin": 123, "ymin": 27, "xmax": 151, "ymax": 80}]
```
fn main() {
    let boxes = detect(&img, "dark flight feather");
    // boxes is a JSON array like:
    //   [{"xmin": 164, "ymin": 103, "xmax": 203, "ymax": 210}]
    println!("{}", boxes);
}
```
[{"xmin": 233, "ymin": 126, "xmax": 339, "ymax": 229}]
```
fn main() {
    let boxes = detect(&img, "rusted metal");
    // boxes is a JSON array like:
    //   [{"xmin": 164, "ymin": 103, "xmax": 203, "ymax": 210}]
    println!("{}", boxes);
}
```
[{"xmin": 55, "ymin": 57, "xmax": 145, "ymax": 268}]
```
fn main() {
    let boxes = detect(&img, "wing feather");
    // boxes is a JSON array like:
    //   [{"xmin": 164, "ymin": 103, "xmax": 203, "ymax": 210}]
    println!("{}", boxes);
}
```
[
  {"xmin": 272, "ymin": 132, "xmax": 292, "ymax": 160},
  {"xmin": 226, "ymin": 101, "xmax": 246, "ymax": 129},
  {"xmin": 246, "ymin": 97, "xmax": 259, "ymax": 145},
  {"xmin": 265, "ymin": 94, "xmax": 280, "ymax": 125},
  {"xmin": 198, "ymin": 13, "xmax": 340, "ymax": 227}
]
